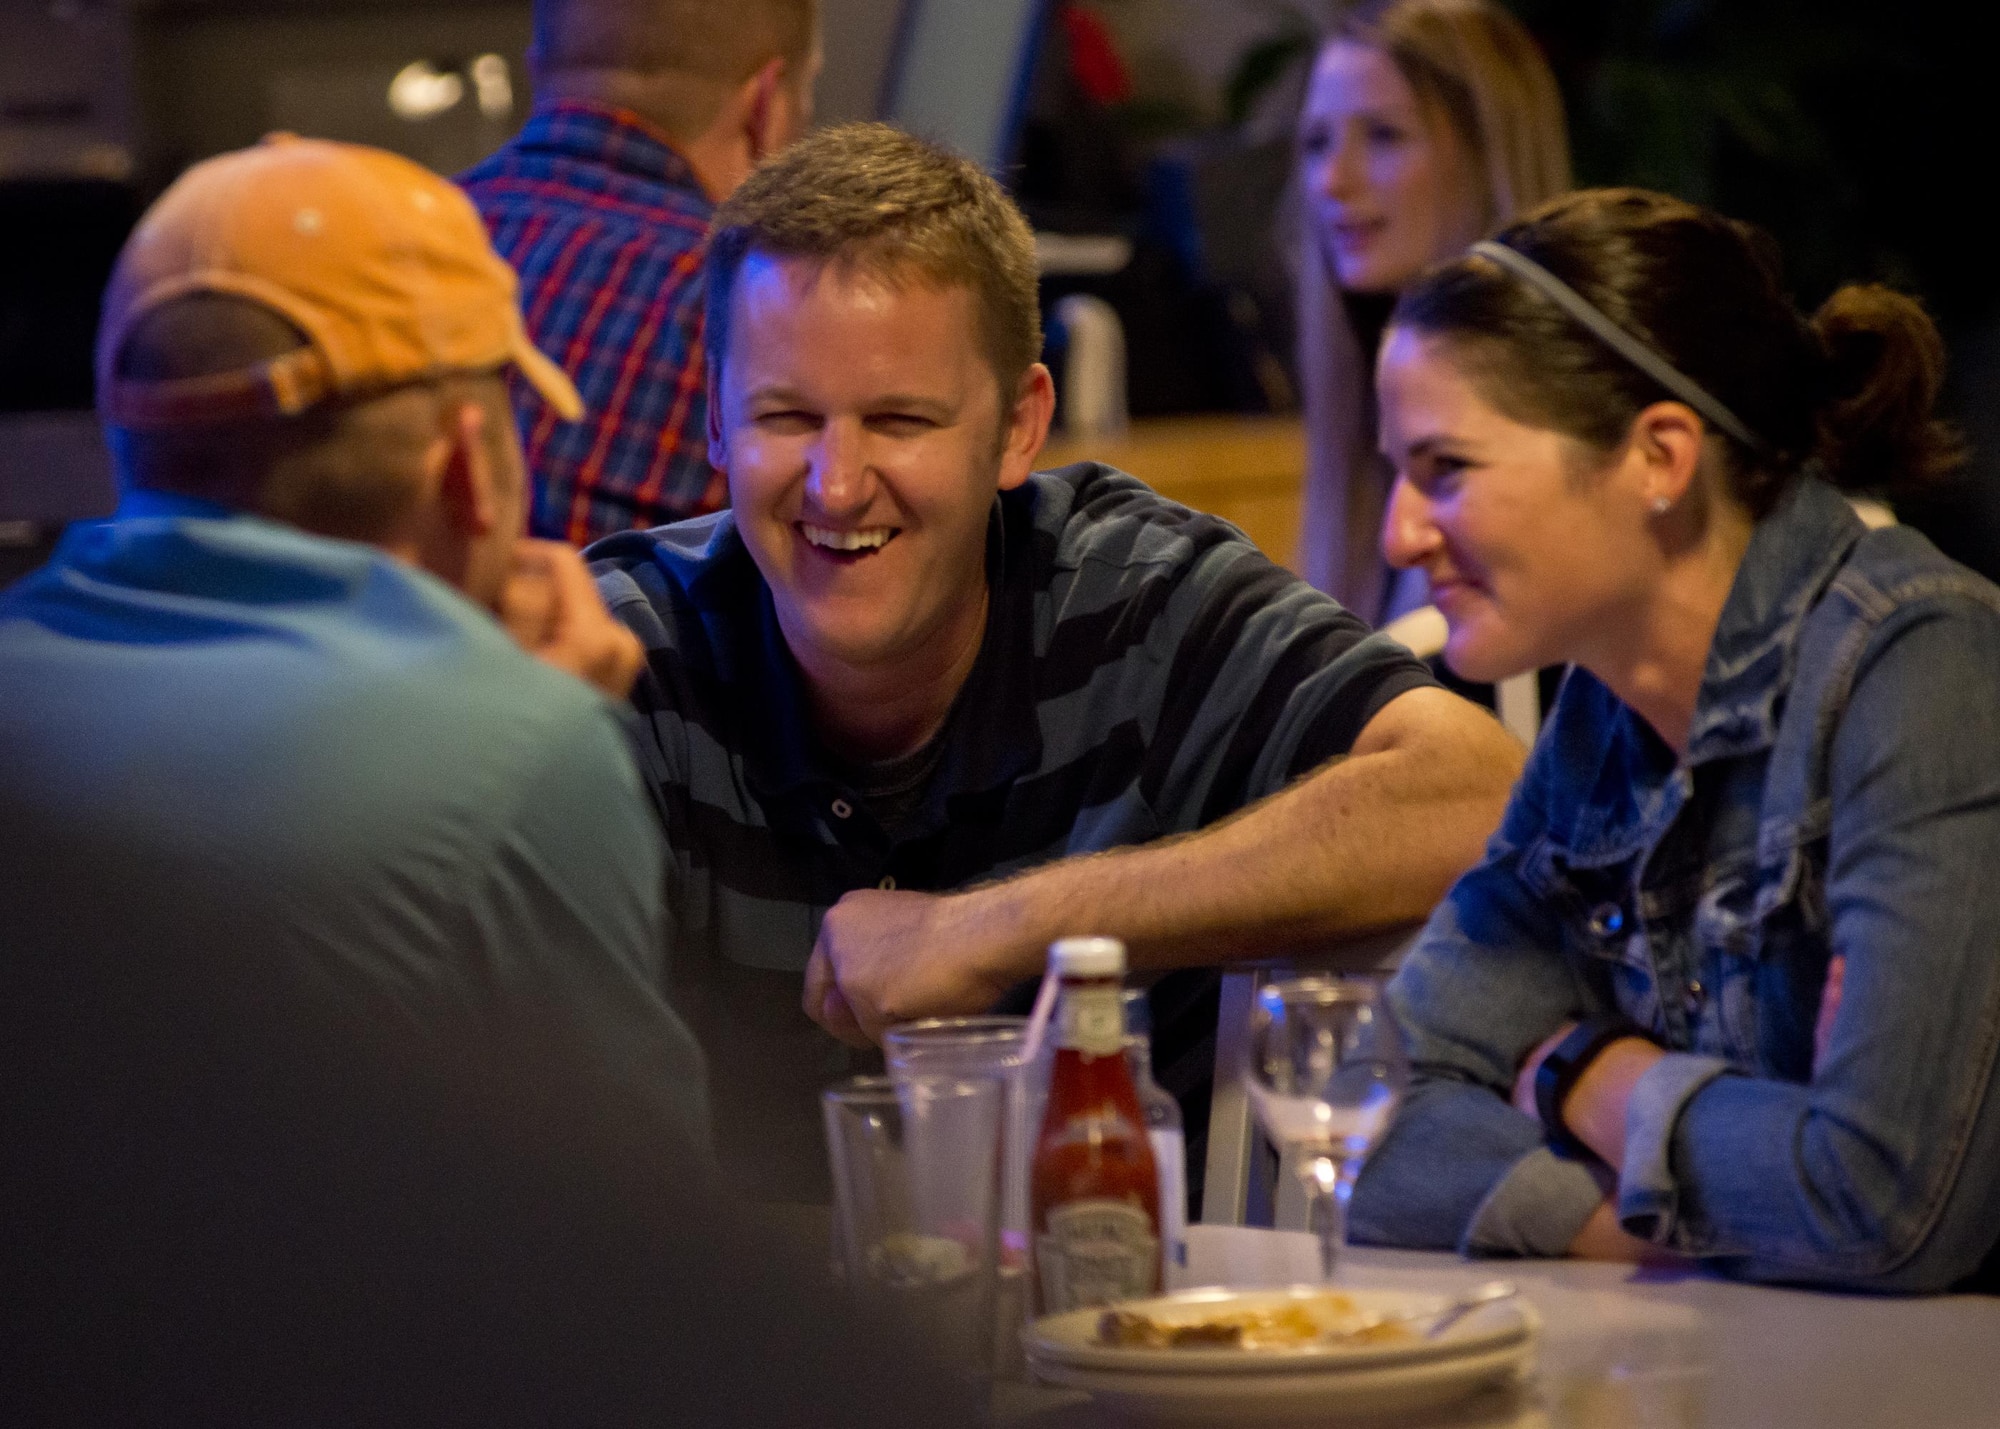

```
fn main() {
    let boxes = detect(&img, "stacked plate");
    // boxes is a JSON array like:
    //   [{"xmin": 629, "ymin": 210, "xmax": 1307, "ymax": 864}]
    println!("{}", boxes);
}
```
[{"xmin": 1023, "ymin": 1285, "xmax": 1538, "ymax": 1425}]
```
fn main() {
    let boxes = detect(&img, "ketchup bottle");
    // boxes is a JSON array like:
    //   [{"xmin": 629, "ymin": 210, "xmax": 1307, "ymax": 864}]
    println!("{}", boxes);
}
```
[{"xmin": 1030, "ymin": 937, "xmax": 1162, "ymax": 1314}]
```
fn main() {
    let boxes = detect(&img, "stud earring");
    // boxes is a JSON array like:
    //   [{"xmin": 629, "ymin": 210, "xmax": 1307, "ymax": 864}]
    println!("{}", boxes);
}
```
[{"xmin": 1651, "ymin": 495, "xmax": 1672, "ymax": 515}]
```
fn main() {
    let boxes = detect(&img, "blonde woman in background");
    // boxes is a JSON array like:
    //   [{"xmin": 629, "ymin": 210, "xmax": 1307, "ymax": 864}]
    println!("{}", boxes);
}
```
[{"xmin": 1295, "ymin": 0, "xmax": 1570, "ymax": 623}]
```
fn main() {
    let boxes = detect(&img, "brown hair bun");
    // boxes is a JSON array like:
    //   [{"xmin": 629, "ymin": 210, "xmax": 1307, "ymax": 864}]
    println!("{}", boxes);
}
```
[{"xmin": 1812, "ymin": 284, "xmax": 1964, "ymax": 496}]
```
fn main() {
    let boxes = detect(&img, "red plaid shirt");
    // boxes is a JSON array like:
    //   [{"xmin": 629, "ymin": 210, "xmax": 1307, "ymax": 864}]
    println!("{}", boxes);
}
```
[{"xmin": 460, "ymin": 101, "xmax": 725, "ymax": 545}]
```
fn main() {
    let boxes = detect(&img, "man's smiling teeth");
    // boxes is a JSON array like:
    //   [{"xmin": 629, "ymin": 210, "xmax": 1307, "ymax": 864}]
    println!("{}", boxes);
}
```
[{"xmin": 800, "ymin": 523, "xmax": 895, "ymax": 551}]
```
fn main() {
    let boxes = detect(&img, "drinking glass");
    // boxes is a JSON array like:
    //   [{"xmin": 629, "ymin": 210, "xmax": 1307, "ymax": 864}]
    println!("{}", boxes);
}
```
[
  {"xmin": 882, "ymin": 1017, "xmax": 1032, "ymax": 1255},
  {"xmin": 1243, "ymin": 975, "xmax": 1409, "ymax": 1281},
  {"xmin": 882, "ymin": 1016, "xmax": 1037, "ymax": 1374},
  {"xmin": 822, "ymin": 1074, "xmax": 1003, "ymax": 1379}
]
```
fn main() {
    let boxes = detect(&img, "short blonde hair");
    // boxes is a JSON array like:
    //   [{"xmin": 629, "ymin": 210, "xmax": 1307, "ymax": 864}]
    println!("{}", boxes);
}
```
[{"xmin": 705, "ymin": 123, "xmax": 1043, "ymax": 397}]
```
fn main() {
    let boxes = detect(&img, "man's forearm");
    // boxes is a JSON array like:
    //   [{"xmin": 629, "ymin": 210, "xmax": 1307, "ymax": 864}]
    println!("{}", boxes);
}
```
[{"xmin": 953, "ymin": 687, "xmax": 1522, "ymax": 982}]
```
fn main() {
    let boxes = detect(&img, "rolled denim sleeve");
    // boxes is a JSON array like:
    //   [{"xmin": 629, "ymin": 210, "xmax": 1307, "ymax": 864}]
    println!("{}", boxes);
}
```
[
  {"xmin": 1640, "ymin": 605, "xmax": 2000, "ymax": 1289},
  {"xmin": 1615, "ymin": 1052, "xmax": 1728, "ymax": 1239},
  {"xmin": 1464, "ymin": 1146, "xmax": 1609, "ymax": 1257}
]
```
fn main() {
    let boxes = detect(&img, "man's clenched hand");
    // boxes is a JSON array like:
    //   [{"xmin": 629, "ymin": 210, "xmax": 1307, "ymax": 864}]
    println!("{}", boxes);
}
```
[
  {"xmin": 497, "ymin": 539, "xmax": 645, "ymax": 699},
  {"xmin": 802, "ymin": 887, "xmax": 1022, "ymax": 1047}
]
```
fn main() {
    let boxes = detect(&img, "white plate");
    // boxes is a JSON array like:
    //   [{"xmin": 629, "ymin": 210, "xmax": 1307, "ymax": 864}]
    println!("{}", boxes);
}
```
[
  {"xmin": 1024, "ymin": 1343, "xmax": 1531, "ymax": 1425},
  {"xmin": 1025, "ymin": 1285, "xmax": 1535, "ymax": 1376},
  {"xmin": 1023, "ymin": 1287, "xmax": 1537, "ymax": 1426}
]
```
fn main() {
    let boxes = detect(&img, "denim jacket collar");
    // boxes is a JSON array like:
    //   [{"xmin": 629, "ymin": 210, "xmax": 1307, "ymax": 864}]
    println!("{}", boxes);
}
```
[
  {"xmin": 1683, "ymin": 475, "xmax": 1866, "ymax": 766},
  {"xmin": 1543, "ymin": 475, "xmax": 1866, "ymax": 867}
]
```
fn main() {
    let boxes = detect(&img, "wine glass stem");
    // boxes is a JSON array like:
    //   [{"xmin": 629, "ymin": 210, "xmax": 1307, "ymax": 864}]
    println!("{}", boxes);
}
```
[
  {"xmin": 1300, "ymin": 1156, "xmax": 1347, "ymax": 1282},
  {"xmin": 1315, "ymin": 1192, "xmax": 1338, "ymax": 1280}
]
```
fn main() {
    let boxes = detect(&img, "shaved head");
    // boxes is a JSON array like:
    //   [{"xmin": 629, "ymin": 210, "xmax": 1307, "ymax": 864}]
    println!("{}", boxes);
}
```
[{"xmin": 533, "ymin": 0, "xmax": 817, "ymax": 135}]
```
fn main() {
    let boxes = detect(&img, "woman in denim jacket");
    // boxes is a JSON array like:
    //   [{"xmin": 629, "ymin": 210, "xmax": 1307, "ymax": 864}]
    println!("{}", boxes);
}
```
[{"xmin": 1350, "ymin": 187, "xmax": 2000, "ymax": 1292}]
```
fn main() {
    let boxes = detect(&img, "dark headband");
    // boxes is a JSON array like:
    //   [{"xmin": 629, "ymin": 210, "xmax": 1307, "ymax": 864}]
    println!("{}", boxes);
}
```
[{"xmin": 1470, "ymin": 240, "xmax": 1769, "ymax": 456}]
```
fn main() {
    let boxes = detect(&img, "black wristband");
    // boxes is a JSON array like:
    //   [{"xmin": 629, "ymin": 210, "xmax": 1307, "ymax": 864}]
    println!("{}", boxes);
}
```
[{"xmin": 1534, "ymin": 1016, "xmax": 1647, "ymax": 1160}]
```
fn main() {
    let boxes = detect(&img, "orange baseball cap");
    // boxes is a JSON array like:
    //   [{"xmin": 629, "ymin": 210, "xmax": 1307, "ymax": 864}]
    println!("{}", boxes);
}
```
[{"xmin": 96, "ymin": 132, "xmax": 583, "ymax": 429}]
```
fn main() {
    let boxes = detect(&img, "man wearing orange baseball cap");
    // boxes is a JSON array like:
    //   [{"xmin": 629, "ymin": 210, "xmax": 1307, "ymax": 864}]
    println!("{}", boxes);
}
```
[
  {"xmin": 91, "ymin": 131, "xmax": 610, "ymax": 634},
  {"xmin": 0, "ymin": 135, "xmax": 723, "ymax": 1414}
]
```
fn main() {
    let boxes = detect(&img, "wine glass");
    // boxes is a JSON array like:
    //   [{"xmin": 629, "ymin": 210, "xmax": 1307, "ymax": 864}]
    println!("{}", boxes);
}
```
[{"xmin": 1244, "ymin": 975, "xmax": 1409, "ymax": 1282}]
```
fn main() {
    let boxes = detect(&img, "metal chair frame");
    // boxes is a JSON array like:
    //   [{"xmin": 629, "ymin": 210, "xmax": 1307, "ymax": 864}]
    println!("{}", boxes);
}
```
[{"xmin": 1199, "ymin": 925, "xmax": 1422, "ymax": 1228}]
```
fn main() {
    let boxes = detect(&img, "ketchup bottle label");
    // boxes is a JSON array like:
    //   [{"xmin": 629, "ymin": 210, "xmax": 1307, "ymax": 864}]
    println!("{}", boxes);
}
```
[
  {"xmin": 1058, "ymin": 984, "xmax": 1123, "ymax": 1057},
  {"xmin": 1035, "ymin": 1197, "xmax": 1161, "ymax": 1312}
]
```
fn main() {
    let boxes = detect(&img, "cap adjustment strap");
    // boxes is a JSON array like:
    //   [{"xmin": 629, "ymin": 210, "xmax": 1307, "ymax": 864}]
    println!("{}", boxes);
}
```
[{"xmin": 101, "ymin": 347, "xmax": 333, "ymax": 430}]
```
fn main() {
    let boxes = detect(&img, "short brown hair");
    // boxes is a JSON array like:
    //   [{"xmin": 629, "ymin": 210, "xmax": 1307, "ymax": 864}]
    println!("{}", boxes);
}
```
[
  {"xmin": 704, "ymin": 123, "xmax": 1043, "ymax": 397},
  {"xmin": 1395, "ymin": 188, "xmax": 1962, "ymax": 512},
  {"xmin": 535, "ymin": 0, "xmax": 815, "ymax": 78}
]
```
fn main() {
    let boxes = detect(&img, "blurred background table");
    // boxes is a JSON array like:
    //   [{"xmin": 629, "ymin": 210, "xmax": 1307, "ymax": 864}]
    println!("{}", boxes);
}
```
[{"xmin": 1040, "ymin": 416, "xmax": 1305, "ymax": 575}]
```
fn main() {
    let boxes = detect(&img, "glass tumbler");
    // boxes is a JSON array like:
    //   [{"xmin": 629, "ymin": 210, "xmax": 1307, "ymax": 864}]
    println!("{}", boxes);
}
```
[
  {"xmin": 822, "ymin": 1074, "xmax": 1003, "ymax": 1380},
  {"xmin": 883, "ymin": 1016, "xmax": 1038, "ymax": 1371}
]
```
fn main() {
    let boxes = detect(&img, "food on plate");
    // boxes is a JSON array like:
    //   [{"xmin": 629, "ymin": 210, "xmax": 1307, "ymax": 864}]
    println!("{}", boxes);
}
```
[{"xmin": 1096, "ymin": 1292, "xmax": 1414, "ymax": 1350}]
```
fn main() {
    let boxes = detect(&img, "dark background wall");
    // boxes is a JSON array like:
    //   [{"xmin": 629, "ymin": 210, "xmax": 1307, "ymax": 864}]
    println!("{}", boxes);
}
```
[{"xmin": 1508, "ymin": 0, "xmax": 1999, "ymax": 575}]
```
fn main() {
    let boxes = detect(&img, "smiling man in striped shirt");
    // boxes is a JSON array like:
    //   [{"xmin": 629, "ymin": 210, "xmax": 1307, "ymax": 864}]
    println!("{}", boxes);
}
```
[{"xmin": 590, "ymin": 125, "xmax": 1524, "ymax": 1197}]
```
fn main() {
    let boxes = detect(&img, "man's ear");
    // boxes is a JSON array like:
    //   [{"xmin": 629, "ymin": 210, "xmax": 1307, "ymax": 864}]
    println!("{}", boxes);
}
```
[
  {"xmin": 996, "ymin": 363, "xmax": 1056, "ymax": 493},
  {"xmin": 705, "ymin": 360, "xmax": 729, "ymax": 474},
  {"xmin": 741, "ymin": 54, "xmax": 789, "ymax": 164},
  {"xmin": 434, "ymin": 398, "xmax": 502, "ymax": 537}
]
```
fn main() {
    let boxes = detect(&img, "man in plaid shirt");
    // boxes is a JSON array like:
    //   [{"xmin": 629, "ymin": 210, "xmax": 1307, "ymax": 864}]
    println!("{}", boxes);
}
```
[{"xmin": 461, "ymin": 0, "xmax": 819, "ymax": 545}]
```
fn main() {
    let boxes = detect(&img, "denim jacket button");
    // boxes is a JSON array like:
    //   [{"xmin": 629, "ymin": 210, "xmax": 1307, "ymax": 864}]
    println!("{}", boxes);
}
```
[{"xmin": 1587, "ymin": 902, "xmax": 1626, "ymax": 939}]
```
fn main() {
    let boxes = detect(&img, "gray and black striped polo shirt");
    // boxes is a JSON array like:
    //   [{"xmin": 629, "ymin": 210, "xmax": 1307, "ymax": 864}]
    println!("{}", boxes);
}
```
[{"xmin": 590, "ymin": 463, "xmax": 1437, "ymax": 1201}]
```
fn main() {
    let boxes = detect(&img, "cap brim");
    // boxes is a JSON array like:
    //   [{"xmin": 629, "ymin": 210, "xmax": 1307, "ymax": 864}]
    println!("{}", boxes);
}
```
[{"xmin": 512, "ymin": 330, "xmax": 585, "ymax": 422}]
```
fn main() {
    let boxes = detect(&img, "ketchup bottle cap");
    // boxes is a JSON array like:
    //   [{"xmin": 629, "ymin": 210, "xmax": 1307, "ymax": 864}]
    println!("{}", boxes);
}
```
[{"xmin": 1049, "ymin": 936, "xmax": 1126, "ymax": 978}]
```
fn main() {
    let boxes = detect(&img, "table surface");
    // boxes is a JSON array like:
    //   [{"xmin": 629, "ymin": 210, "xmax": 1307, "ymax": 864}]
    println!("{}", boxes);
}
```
[{"xmin": 1004, "ymin": 1230, "xmax": 2000, "ymax": 1428}]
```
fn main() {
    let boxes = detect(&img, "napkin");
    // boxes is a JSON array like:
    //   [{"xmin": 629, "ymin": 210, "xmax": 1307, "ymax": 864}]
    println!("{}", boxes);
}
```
[{"xmin": 1181, "ymin": 1224, "xmax": 1322, "ymax": 1288}]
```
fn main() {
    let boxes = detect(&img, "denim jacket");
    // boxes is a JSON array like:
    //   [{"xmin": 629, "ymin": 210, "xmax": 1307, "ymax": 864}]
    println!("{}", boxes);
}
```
[{"xmin": 1352, "ymin": 477, "xmax": 2000, "ymax": 1292}]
